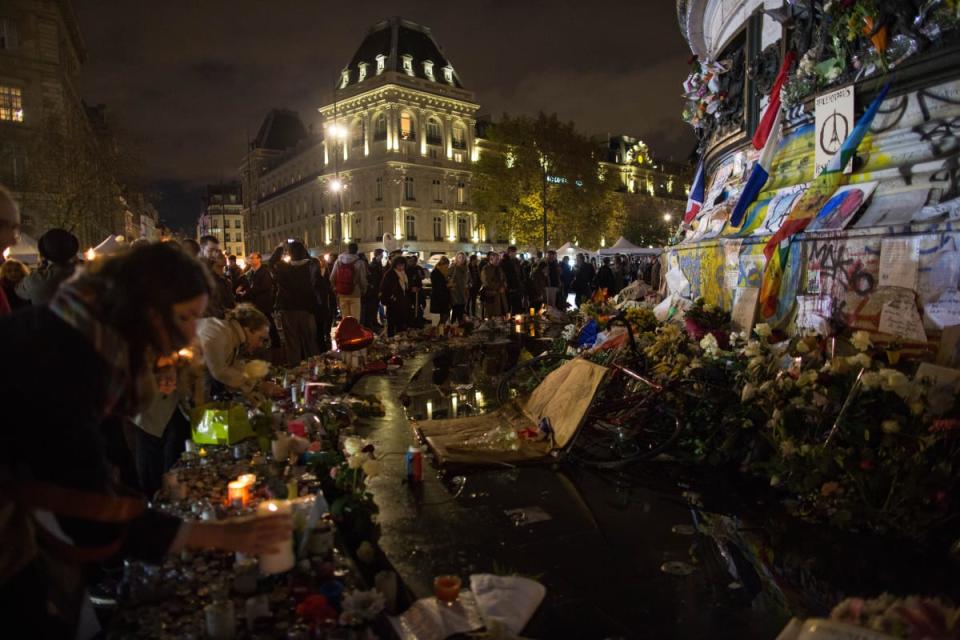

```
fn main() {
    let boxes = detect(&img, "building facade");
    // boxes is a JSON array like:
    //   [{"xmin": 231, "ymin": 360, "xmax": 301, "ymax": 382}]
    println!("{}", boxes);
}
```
[{"xmin": 197, "ymin": 182, "xmax": 246, "ymax": 258}]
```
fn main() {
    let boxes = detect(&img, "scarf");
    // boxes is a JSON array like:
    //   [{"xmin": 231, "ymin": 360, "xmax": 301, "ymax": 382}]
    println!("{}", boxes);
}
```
[{"xmin": 49, "ymin": 282, "xmax": 133, "ymax": 416}]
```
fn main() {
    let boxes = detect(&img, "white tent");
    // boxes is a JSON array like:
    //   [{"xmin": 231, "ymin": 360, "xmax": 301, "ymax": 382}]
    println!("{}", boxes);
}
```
[
  {"xmin": 93, "ymin": 234, "xmax": 127, "ymax": 256},
  {"xmin": 597, "ymin": 236, "xmax": 661, "ymax": 256},
  {"xmin": 5, "ymin": 233, "xmax": 40, "ymax": 265}
]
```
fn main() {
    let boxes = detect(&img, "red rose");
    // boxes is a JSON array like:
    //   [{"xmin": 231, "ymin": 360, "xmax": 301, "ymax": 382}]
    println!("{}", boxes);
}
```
[
  {"xmin": 296, "ymin": 595, "xmax": 338, "ymax": 624},
  {"xmin": 930, "ymin": 419, "xmax": 960, "ymax": 433},
  {"xmin": 859, "ymin": 459, "xmax": 874, "ymax": 471}
]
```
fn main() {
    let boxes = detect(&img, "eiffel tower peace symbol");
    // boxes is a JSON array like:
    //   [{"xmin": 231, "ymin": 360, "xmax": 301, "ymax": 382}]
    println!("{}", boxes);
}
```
[{"xmin": 820, "ymin": 109, "xmax": 850, "ymax": 156}]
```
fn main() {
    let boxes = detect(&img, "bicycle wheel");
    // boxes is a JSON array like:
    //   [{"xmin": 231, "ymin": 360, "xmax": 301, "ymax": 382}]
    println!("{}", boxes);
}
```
[
  {"xmin": 496, "ymin": 352, "xmax": 573, "ymax": 404},
  {"xmin": 569, "ymin": 404, "xmax": 681, "ymax": 469}
]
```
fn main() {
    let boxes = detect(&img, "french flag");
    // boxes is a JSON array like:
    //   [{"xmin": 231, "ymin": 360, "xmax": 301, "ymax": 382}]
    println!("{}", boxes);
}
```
[
  {"xmin": 730, "ymin": 104, "xmax": 783, "ymax": 227},
  {"xmin": 683, "ymin": 159, "xmax": 705, "ymax": 224},
  {"xmin": 752, "ymin": 51, "xmax": 795, "ymax": 150}
]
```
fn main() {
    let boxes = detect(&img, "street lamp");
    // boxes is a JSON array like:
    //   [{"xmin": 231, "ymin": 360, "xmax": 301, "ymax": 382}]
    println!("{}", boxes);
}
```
[
  {"xmin": 663, "ymin": 213, "xmax": 672, "ymax": 222},
  {"xmin": 326, "ymin": 120, "xmax": 348, "ymax": 254}
]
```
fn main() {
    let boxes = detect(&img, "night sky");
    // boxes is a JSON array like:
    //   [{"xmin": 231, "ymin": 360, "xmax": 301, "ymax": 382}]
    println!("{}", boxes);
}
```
[{"xmin": 75, "ymin": 1, "xmax": 697, "ymax": 232}]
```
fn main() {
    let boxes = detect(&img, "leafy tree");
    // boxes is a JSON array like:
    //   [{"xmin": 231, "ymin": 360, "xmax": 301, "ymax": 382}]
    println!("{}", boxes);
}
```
[{"xmin": 473, "ymin": 112, "xmax": 622, "ymax": 250}]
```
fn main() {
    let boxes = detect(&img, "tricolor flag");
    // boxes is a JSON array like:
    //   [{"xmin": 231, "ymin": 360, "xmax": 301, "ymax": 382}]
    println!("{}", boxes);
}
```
[
  {"xmin": 752, "ymin": 51, "xmax": 795, "ymax": 150},
  {"xmin": 730, "ymin": 105, "xmax": 783, "ymax": 228},
  {"xmin": 683, "ymin": 159, "xmax": 706, "ymax": 224},
  {"xmin": 759, "ymin": 82, "xmax": 892, "ymax": 319}
]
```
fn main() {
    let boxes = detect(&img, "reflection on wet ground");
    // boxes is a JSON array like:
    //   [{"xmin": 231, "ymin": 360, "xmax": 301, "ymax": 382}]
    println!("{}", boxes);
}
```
[{"xmin": 352, "ymin": 332, "xmax": 959, "ymax": 639}]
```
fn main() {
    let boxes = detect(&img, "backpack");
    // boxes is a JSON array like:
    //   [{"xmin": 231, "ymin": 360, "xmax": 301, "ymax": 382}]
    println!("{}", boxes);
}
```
[{"xmin": 334, "ymin": 260, "xmax": 355, "ymax": 295}]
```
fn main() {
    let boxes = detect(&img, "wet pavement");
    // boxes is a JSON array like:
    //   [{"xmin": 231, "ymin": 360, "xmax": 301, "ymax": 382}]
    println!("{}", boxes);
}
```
[{"xmin": 350, "ymin": 335, "xmax": 959, "ymax": 639}]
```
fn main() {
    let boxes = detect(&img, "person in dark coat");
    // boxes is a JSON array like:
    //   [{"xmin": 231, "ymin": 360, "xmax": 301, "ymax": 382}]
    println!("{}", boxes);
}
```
[
  {"xmin": 268, "ymin": 240, "xmax": 320, "ymax": 365},
  {"xmin": 429, "ymin": 256, "xmax": 452, "ymax": 325},
  {"xmin": 361, "ymin": 249, "xmax": 384, "ymax": 332},
  {"xmin": 380, "ymin": 256, "xmax": 409, "ymax": 337},
  {"xmin": 500, "ymin": 246, "xmax": 523, "ymax": 314},
  {"xmin": 405, "ymin": 255, "xmax": 426, "ymax": 328},
  {"xmin": 595, "ymin": 257, "xmax": 615, "ymax": 294},
  {"xmin": 16, "ymin": 228, "xmax": 79, "ymax": 306},
  {"xmin": 0, "ymin": 244, "xmax": 290, "ymax": 636},
  {"xmin": 573, "ymin": 253, "xmax": 596, "ymax": 306},
  {"xmin": 236, "ymin": 251, "xmax": 279, "ymax": 348},
  {"xmin": 467, "ymin": 254, "xmax": 481, "ymax": 317}
]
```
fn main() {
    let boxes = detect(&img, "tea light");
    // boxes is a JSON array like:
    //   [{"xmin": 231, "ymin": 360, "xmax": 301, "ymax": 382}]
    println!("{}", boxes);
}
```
[
  {"xmin": 425, "ymin": 400, "xmax": 433, "ymax": 420},
  {"xmin": 529, "ymin": 307, "xmax": 536, "ymax": 317},
  {"xmin": 237, "ymin": 474, "xmax": 257, "ymax": 486},
  {"xmin": 256, "ymin": 500, "xmax": 294, "ymax": 574},
  {"xmin": 451, "ymin": 395, "xmax": 458, "ymax": 416},
  {"xmin": 227, "ymin": 481, "xmax": 250, "ymax": 508}
]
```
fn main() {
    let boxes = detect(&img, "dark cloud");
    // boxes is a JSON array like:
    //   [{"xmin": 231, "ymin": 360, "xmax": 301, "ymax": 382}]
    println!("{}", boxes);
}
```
[{"xmin": 75, "ymin": 1, "xmax": 697, "ymax": 229}]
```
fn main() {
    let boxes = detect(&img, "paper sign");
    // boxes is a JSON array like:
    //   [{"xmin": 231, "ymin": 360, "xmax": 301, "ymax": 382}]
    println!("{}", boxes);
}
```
[
  {"xmin": 796, "ymin": 295, "xmax": 831, "ymax": 335},
  {"xmin": 914, "ymin": 362, "xmax": 960, "ymax": 391},
  {"xmin": 815, "ymin": 84, "xmax": 855, "ymax": 176},
  {"xmin": 936, "ymin": 325, "xmax": 960, "ymax": 367},
  {"xmin": 731, "ymin": 287, "xmax": 760, "ymax": 334},
  {"xmin": 879, "ymin": 238, "xmax": 919, "ymax": 290},
  {"xmin": 723, "ymin": 240, "xmax": 742, "ymax": 290},
  {"xmin": 879, "ymin": 297, "xmax": 927, "ymax": 342},
  {"xmin": 665, "ymin": 268, "xmax": 690, "ymax": 297},
  {"xmin": 925, "ymin": 289, "xmax": 960, "ymax": 329}
]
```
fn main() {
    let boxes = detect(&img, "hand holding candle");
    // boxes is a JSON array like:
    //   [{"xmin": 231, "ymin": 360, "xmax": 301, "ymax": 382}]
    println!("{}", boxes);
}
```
[{"xmin": 255, "ymin": 500, "xmax": 295, "ymax": 574}]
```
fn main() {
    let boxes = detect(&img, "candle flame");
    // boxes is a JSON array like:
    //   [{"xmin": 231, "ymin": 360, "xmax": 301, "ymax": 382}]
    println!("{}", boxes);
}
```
[
  {"xmin": 267, "ymin": 502, "xmax": 278, "ymax": 512},
  {"xmin": 84, "ymin": 248, "xmax": 96, "ymax": 261},
  {"xmin": 177, "ymin": 347, "xmax": 194, "ymax": 361}
]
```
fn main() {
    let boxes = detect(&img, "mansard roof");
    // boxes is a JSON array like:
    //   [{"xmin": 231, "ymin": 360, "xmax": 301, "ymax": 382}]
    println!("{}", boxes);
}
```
[
  {"xmin": 341, "ymin": 17, "xmax": 464, "ymax": 89},
  {"xmin": 253, "ymin": 109, "xmax": 308, "ymax": 151}
]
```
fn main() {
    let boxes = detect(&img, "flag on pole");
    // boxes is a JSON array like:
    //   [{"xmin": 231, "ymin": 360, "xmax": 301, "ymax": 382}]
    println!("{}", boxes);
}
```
[
  {"xmin": 752, "ymin": 51, "xmax": 795, "ymax": 150},
  {"xmin": 730, "ymin": 105, "xmax": 783, "ymax": 228},
  {"xmin": 683, "ymin": 159, "xmax": 706, "ymax": 224},
  {"xmin": 759, "ymin": 82, "xmax": 891, "ymax": 320}
]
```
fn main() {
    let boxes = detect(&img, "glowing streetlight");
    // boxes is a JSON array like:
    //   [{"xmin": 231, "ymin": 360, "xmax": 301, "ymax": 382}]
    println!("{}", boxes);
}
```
[
  {"xmin": 663, "ymin": 214, "xmax": 672, "ymax": 222},
  {"xmin": 329, "ymin": 178, "xmax": 343, "ymax": 193},
  {"xmin": 327, "ymin": 123, "xmax": 348, "ymax": 141}
]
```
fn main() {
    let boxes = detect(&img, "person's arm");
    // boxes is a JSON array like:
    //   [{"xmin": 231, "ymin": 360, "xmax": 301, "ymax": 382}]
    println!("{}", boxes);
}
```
[
  {"xmin": 168, "ymin": 513, "xmax": 292, "ymax": 556},
  {"xmin": 198, "ymin": 322, "xmax": 257, "ymax": 393}
]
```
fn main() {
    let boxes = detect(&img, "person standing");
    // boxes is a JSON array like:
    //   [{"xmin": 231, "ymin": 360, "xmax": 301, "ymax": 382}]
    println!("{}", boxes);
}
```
[
  {"xmin": 202, "ymin": 248, "xmax": 235, "ymax": 319},
  {"xmin": 501, "ymin": 246, "xmax": 523, "ymax": 314},
  {"xmin": 429, "ymin": 256, "xmax": 452, "ymax": 325},
  {"xmin": 611, "ymin": 256, "xmax": 626, "ymax": 295},
  {"xmin": 312, "ymin": 256, "xmax": 334, "ymax": 353},
  {"xmin": 480, "ymin": 251, "xmax": 507, "ymax": 318},
  {"xmin": 595, "ymin": 257, "xmax": 615, "ymax": 295},
  {"xmin": 379, "ymin": 256, "xmax": 409, "ymax": 337},
  {"xmin": 235, "ymin": 251, "xmax": 279, "ymax": 350},
  {"xmin": 467, "ymin": 254, "xmax": 481, "ymax": 318},
  {"xmin": 561, "ymin": 256, "xmax": 574, "ymax": 306},
  {"xmin": 225, "ymin": 255, "xmax": 244, "ymax": 291},
  {"xmin": 329, "ymin": 242, "xmax": 368, "ymax": 322},
  {"xmin": 268, "ymin": 240, "xmax": 319, "ymax": 365},
  {"xmin": 405, "ymin": 255, "xmax": 426, "ymax": 327},
  {"xmin": 572, "ymin": 253, "xmax": 595, "ymax": 307},
  {"xmin": 16, "ymin": 228, "xmax": 79, "ymax": 306},
  {"xmin": 543, "ymin": 251, "xmax": 562, "ymax": 309},
  {"xmin": 448, "ymin": 252, "xmax": 469, "ymax": 324},
  {"xmin": 362, "ymin": 249, "xmax": 385, "ymax": 331},
  {"xmin": 0, "ymin": 186, "xmax": 23, "ymax": 315}
]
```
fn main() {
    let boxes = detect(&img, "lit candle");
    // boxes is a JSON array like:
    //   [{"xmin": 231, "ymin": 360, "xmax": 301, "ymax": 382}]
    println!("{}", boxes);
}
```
[
  {"xmin": 529, "ymin": 307, "xmax": 536, "ymax": 317},
  {"xmin": 84, "ymin": 247, "xmax": 96, "ymax": 261},
  {"xmin": 227, "ymin": 480, "xmax": 250, "ymax": 508},
  {"xmin": 255, "ymin": 500, "xmax": 294, "ymax": 574},
  {"xmin": 177, "ymin": 347, "xmax": 194, "ymax": 361},
  {"xmin": 475, "ymin": 391, "xmax": 484, "ymax": 407},
  {"xmin": 426, "ymin": 400, "xmax": 433, "ymax": 420},
  {"xmin": 451, "ymin": 395, "xmax": 458, "ymax": 416},
  {"xmin": 514, "ymin": 323, "xmax": 522, "ymax": 334},
  {"xmin": 237, "ymin": 473, "xmax": 257, "ymax": 487}
]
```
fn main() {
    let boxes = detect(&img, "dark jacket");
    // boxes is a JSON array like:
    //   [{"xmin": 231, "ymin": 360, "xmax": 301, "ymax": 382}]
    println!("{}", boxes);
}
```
[
  {"xmin": 573, "ymin": 263, "xmax": 596, "ymax": 293},
  {"xmin": 596, "ymin": 265, "xmax": 615, "ymax": 292},
  {"xmin": 365, "ymin": 258, "xmax": 384, "ymax": 302},
  {"xmin": 268, "ymin": 247, "xmax": 320, "ymax": 313},
  {"xmin": 501, "ymin": 255, "xmax": 522, "ymax": 291},
  {"xmin": 429, "ymin": 268, "xmax": 451, "ymax": 314},
  {"xmin": 239, "ymin": 266, "xmax": 275, "ymax": 317},
  {"xmin": 380, "ymin": 269, "xmax": 406, "ymax": 308}
]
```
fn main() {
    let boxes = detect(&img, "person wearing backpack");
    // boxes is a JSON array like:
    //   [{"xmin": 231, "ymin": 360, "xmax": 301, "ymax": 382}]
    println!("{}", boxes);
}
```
[{"xmin": 329, "ymin": 242, "xmax": 368, "ymax": 322}]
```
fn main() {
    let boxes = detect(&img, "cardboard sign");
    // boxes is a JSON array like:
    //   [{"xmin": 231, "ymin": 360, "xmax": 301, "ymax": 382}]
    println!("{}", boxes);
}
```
[
  {"xmin": 731, "ymin": 287, "xmax": 760, "ymax": 334},
  {"xmin": 879, "ymin": 297, "xmax": 927, "ymax": 342},
  {"xmin": 815, "ymin": 84, "xmax": 855, "ymax": 176}
]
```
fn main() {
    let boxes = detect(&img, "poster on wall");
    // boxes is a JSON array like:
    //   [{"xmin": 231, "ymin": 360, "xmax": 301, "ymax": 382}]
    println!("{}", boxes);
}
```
[
  {"xmin": 854, "ymin": 189, "xmax": 930, "ymax": 228},
  {"xmin": 806, "ymin": 182, "xmax": 879, "ymax": 231},
  {"xmin": 815, "ymin": 84, "xmax": 855, "ymax": 176},
  {"xmin": 753, "ymin": 184, "xmax": 809, "ymax": 237}
]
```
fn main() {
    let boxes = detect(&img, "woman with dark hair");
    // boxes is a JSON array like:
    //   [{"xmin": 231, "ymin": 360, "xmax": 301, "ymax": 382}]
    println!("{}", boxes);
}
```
[
  {"xmin": 467, "ymin": 254, "xmax": 481, "ymax": 317},
  {"xmin": 268, "ymin": 240, "xmax": 320, "ymax": 365},
  {"xmin": 379, "ymin": 256, "xmax": 409, "ymax": 337},
  {"xmin": 449, "ymin": 252, "xmax": 469, "ymax": 324},
  {"xmin": 429, "ymin": 256, "xmax": 452, "ymax": 325},
  {"xmin": 16, "ymin": 228, "xmax": 79, "ymax": 306},
  {"xmin": 0, "ymin": 243, "xmax": 291, "ymax": 636}
]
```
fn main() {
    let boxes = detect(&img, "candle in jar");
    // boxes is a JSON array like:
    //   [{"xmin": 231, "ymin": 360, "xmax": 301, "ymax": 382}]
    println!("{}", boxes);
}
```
[
  {"xmin": 227, "ymin": 480, "xmax": 250, "ymax": 508},
  {"xmin": 237, "ymin": 474, "xmax": 257, "ymax": 487},
  {"xmin": 425, "ymin": 400, "xmax": 433, "ymax": 420},
  {"xmin": 255, "ymin": 500, "xmax": 294, "ymax": 574},
  {"xmin": 451, "ymin": 395, "xmax": 458, "ymax": 416},
  {"xmin": 475, "ymin": 391, "xmax": 484, "ymax": 407},
  {"xmin": 529, "ymin": 307, "xmax": 536, "ymax": 317}
]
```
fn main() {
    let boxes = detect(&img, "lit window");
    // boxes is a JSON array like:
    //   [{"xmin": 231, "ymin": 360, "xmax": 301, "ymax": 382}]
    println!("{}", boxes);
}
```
[
  {"xmin": 423, "ymin": 60, "xmax": 434, "ymax": 81},
  {"xmin": 376, "ymin": 54, "xmax": 386, "ymax": 74},
  {"xmin": 340, "ymin": 70, "xmax": 350, "ymax": 88},
  {"xmin": 442, "ymin": 65, "xmax": 455, "ymax": 85},
  {"xmin": 456, "ymin": 181, "xmax": 466, "ymax": 205},
  {"xmin": 376, "ymin": 176, "xmax": 383, "ymax": 201},
  {"xmin": 452, "ymin": 125, "xmax": 466, "ymax": 150},
  {"xmin": 400, "ymin": 112, "xmax": 415, "ymax": 141},
  {"xmin": 401, "ymin": 54, "xmax": 414, "ymax": 76},
  {"xmin": 0, "ymin": 19, "xmax": 18, "ymax": 50},
  {"xmin": 433, "ymin": 216, "xmax": 442, "ymax": 240},
  {"xmin": 1, "ymin": 86, "xmax": 24, "ymax": 122},
  {"xmin": 358, "ymin": 62, "xmax": 368, "ymax": 82},
  {"xmin": 426, "ymin": 118, "xmax": 442, "ymax": 146},
  {"xmin": 224, "ymin": 232, "xmax": 231, "ymax": 242},
  {"xmin": 453, "ymin": 151, "xmax": 464, "ymax": 163},
  {"xmin": 432, "ymin": 179, "xmax": 442, "ymax": 203},
  {"xmin": 405, "ymin": 214, "xmax": 416, "ymax": 238},
  {"xmin": 373, "ymin": 113, "xmax": 387, "ymax": 141},
  {"xmin": 404, "ymin": 176, "xmax": 415, "ymax": 200}
]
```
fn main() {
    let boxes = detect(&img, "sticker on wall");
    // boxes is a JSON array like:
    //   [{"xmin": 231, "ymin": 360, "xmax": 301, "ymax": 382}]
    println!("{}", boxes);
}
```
[{"xmin": 806, "ymin": 182, "xmax": 879, "ymax": 231}]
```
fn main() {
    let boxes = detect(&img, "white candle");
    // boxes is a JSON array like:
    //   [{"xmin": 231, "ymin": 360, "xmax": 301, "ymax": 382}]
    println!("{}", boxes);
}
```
[
  {"xmin": 255, "ymin": 500, "xmax": 294, "ymax": 574},
  {"xmin": 451, "ymin": 395, "xmax": 458, "ymax": 416},
  {"xmin": 475, "ymin": 391, "xmax": 484, "ymax": 407},
  {"xmin": 271, "ymin": 434, "xmax": 290, "ymax": 461},
  {"xmin": 426, "ymin": 400, "xmax": 433, "ymax": 420}
]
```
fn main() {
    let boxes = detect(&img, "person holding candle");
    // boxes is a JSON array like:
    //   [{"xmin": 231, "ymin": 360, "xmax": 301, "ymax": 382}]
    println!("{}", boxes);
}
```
[
  {"xmin": 196, "ymin": 303, "xmax": 284, "ymax": 399},
  {"xmin": 0, "ymin": 243, "xmax": 292, "ymax": 636}
]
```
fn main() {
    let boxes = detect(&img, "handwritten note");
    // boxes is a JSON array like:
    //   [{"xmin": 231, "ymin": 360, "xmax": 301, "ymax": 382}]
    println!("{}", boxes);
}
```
[
  {"xmin": 879, "ymin": 297, "xmax": 927, "ymax": 342},
  {"xmin": 731, "ymin": 287, "xmax": 759, "ymax": 334},
  {"xmin": 925, "ymin": 289, "xmax": 960, "ymax": 329},
  {"xmin": 879, "ymin": 238, "xmax": 919, "ymax": 290}
]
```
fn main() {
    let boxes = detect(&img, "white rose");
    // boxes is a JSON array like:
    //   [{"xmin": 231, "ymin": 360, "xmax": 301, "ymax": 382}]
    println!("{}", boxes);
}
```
[
  {"xmin": 743, "ymin": 341, "xmax": 762, "ymax": 357},
  {"xmin": 343, "ymin": 437, "xmax": 365, "ymax": 456},
  {"xmin": 243, "ymin": 359, "xmax": 271, "ymax": 380},
  {"xmin": 846, "ymin": 353, "xmax": 872, "ymax": 370},
  {"xmin": 699, "ymin": 333, "xmax": 719, "ymax": 354},
  {"xmin": 850, "ymin": 331, "xmax": 873, "ymax": 352},
  {"xmin": 754, "ymin": 324, "xmax": 772, "ymax": 339}
]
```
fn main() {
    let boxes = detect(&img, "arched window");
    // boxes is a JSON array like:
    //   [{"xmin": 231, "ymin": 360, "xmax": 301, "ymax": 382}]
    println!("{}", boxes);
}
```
[
  {"xmin": 399, "ymin": 112, "xmax": 415, "ymax": 141},
  {"xmin": 426, "ymin": 118, "xmax": 442, "ymax": 146},
  {"xmin": 452, "ymin": 124, "xmax": 466, "ymax": 150},
  {"xmin": 373, "ymin": 113, "xmax": 387, "ymax": 141}
]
